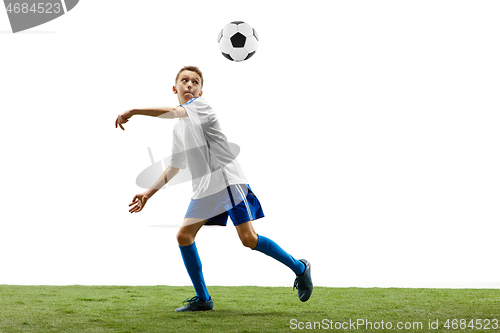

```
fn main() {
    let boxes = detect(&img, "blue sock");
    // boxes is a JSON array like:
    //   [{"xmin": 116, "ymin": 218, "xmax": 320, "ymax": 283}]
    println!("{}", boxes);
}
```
[
  {"xmin": 252, "ymin": 235, "xmax": 306, "ymax": 276},
  {"xmin": 179, "ymin": 242, "xmax": 210, "ymax": 302}
]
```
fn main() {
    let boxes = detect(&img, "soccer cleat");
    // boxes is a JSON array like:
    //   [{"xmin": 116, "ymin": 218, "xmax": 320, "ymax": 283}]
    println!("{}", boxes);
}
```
[
  {"xmin": 175, "ymin": 296, "xmax": 214, "ymax": 312},
  {"xmin": 293, "ymin": 259, "xmax": 313, "ymax": 302}
]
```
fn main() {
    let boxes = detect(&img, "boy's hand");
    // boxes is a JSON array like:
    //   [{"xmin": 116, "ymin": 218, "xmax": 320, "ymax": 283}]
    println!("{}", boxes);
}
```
[
  {"xmin": 115, "ymin": 110, "xmax": 135, "ymax": 130},
  {"xmin": 129, "ymin": 191, "xmax": 150, "ymax": 213}
]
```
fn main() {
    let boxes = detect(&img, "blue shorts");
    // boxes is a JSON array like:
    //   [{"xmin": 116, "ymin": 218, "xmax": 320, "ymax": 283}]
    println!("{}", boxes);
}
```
[{"xmin": 185, "ymin": 184, "xmax": 265, "ymax": 226}]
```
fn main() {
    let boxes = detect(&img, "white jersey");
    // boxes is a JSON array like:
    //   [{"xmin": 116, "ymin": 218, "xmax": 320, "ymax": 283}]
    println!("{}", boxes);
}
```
[{"xmin": 169, "ymin": 96, "xmax": 248, "ymax": 199}]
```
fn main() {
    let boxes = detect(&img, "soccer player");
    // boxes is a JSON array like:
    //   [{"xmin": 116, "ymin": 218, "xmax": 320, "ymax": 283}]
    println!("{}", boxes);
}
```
[{"xmin": 115, "ymin": 66, "xmax": 312, "ymax": 312}]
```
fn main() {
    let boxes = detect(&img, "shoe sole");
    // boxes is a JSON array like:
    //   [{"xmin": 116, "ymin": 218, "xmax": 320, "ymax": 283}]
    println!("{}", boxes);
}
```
[{"xmin": 298, "ymin": 259, "xmax": 313, "ymax": 302}]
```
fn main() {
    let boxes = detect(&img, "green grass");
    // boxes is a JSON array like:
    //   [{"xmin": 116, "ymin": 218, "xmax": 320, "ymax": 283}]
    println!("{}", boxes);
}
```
[{"xmin": 0, "ymin": 286, "xmax": 499, "ymax": 332}]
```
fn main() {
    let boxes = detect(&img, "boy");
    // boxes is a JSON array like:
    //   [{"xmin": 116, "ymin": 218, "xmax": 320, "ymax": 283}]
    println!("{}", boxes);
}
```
[{"xmin": 115, "ymin": 66, "xmax": 312, "ymax": 312}]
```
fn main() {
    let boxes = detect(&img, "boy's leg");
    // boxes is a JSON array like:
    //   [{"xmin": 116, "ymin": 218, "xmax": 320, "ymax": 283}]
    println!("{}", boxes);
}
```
[
  {"xmin": 177, "ymin": 218, "xmax": 211, "ymax": 303},
  {"xmin": 235, "ymin": 221, "xmax": 306, "ymax": 276},
  {"xmin": 177, "ymin": 218, "xmax": 206, "ymax": 246},
  {"xmin": 236, "ymin": 221, "xmax": 312, "ymax": 302}
]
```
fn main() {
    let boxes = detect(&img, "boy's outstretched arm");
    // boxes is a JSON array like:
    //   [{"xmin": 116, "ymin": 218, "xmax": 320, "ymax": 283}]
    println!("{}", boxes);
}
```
[
  {"xmin": 116, "ymin": 107, "xmax": 187, "ymax": 131},
  {"xmin": 129, "ymin": 166, "xmax": 180, "ymax": 213}
]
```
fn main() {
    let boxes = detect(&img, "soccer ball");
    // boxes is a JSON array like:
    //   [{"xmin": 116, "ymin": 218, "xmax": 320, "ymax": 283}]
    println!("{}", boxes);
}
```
[{"xmin": 218, "ymin": 21, "xmax": 259, "ymax": 62}]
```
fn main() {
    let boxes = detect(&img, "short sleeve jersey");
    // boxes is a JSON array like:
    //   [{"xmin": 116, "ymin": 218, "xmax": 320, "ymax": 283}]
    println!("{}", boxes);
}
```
[{"xmin": 169, "ymin": 96, "xmax": 248, "ymax": 199}]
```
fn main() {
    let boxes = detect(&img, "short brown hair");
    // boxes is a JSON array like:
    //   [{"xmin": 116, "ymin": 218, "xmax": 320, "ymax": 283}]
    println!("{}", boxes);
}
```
[{"xmin": 175, "ymin": 66, "xmax": 204, "ymax": 88}]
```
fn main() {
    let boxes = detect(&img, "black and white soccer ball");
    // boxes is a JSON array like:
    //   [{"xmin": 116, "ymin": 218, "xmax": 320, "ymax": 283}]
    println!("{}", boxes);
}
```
[{"xmin": 218, "ymin": 21, "xmax": 259, "ymax": 62}]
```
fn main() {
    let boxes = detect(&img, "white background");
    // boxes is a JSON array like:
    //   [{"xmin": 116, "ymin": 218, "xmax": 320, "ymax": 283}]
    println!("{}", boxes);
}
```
[{"xmin": 1, "ymin": 0, "xmax": 499, "ymax": 288}]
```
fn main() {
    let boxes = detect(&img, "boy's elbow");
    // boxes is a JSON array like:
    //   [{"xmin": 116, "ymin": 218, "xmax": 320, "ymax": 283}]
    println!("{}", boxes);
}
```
[{"xmin": 169, "ymin": 166, "xmax": 180, "ymax": 175}]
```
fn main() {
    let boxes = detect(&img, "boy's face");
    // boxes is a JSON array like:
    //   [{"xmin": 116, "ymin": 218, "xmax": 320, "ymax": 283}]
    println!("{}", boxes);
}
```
[{"xmin": 173, "ymin": 70, "xmax": 203, "ymax": 105}]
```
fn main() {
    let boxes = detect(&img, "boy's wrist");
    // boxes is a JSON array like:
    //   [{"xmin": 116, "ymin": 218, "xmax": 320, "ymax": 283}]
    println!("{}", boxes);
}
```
[{"xmin": 145, "ymin": 188, "xmax": 157, "ymax": 197}]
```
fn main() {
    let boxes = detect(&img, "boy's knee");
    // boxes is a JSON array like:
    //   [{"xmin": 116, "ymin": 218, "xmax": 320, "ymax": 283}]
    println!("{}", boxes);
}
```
[
  {"xmin": 240, "ymin": 233, "xmax": 258, "ymax": 249},
  {"xmin": 176, "ymin": 229, "xmax": 194, "ymax": 246}
]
